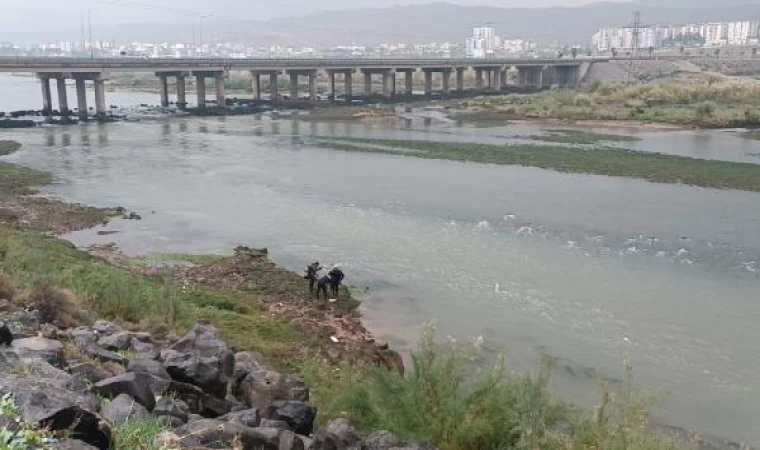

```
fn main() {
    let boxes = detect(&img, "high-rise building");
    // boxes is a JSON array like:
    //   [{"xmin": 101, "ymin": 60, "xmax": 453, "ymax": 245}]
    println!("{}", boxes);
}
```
[{"xmin": 727, "ymin": 21, "xmax": 760, "ymax": 46}]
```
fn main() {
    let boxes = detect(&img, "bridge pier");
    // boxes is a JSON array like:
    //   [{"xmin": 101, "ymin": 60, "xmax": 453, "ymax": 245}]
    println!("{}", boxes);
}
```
[
  {"xmin": 441, "ymin": 69, "xmax": 451, "ymax": 96},
  {"xmin": 491, "ymin": 70, "xmax": 501, "ymax": 91},
  {"xmin": 215, "ymin": 72, "xmax": 226, "ymax": 106},
  {"xmin": 75, "ymin": 78, "xmax": 87, "ymax": 120},
  {"xmin": 289, "ymin": 72, "xmax": 299, "ymax": 101},
  {"xmin": 158, "ymin": 74, "xmax": 169, "ymax": 107},
  {"xmin": 327, "ymin": 71, "xmax": 335, "ymax": 102},
  {"xmin": 55, "ymin": 77, "xmax": 69, "ymax": 115},
  {"xmin": 269, "ymin": 73, "xmax": 279, "ymax": 102},
  {"xmin": 475, "ymin": 69, "xmax": 484, "ymax": 90},
  {"xmin": 176, "ymin": 75, "xmax": 186, "ymax": 109},
  {"xmin": 381, "ymin": 70, "xmax": 393, "ymax": 99},
  {"xmin": 94, "ymin": 78, "xmax": 106, "ymax": 118},
  {"xmin": 423, "ymin": 71, "xmax": 433, "ymax": 97},
  {"xmin": 401, "ymin": 70, "xmax": 414, "ymax": 96},
  {"xmin": 252, "ymin": 73, "xmax": 261, "ymax": 101},
  {"xmin": 456, "ymin": 68, "xmax": 465, "ymax": 92},
  {"xmin": 39, "ymin": 76, "xmax": 52, "ymax": 116},
  {"xmin": 308, "ymin": 71, "xmax": 317, "ymax": 104},
  {"xmin": 195, "ymin": 75, "xmax": 206, "ymax": 108},
  {"xmin": 363, "ymin": 70, "xmax": 372, "ymax": 96}
]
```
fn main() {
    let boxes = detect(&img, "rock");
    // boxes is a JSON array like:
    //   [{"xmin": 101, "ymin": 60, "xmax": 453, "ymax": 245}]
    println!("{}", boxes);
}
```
[
  {"xmin": 259, "ymin": 419, "xmax": 291, "ymax": 430},
  {"xmin": 236, "ymin": 368, "xmax": 309, "ymax": 410},
  {"xmin": 175, "ymin": 419, "xmax": 282, "ymax": 450},
  {"xmin": 5, "ymin": 309, "xmax": 41, "ymax": 336},
  {"xmin": 93, "ymin": 372, "xmax": 156, "ymax": 411},
  {"xmin": 101, "ymin": 394, "xmax": 149, "ymax": 423},
  {"xmin": 55, "ymin": 440, "xmax": 101, "ymax": 450},
  {"xmin": 131, "ymin": 340, "xmax": 159, "ymax": 359},
  {"xmin": 160, "ymin": 379, "xmax": 230, "ymax": 417},
  {"xmin": 313, "ymin": 418, "xmax": 361, "ymax": 450},
  {"xmin": 0, "ymin": 323, "xmax": 12, "ymax": 346},
  {"xmin": 361, "ymin": 431, "xmax": 401, "ymax": 450},
  {"xmin": 127, "ymin": 358, "xmax": 170, "ymax": 380},
  {"xmin": 11, "ymin": 336, "xmax": 63, "ymax": 366},
  {"xmin": 92, "ymin": 320, "xmax": 123, "ymax": 336},
  {"xmin": 0, "ymin": 299, "xmax": 11, "ymax": 312},
  {"xmin": 66, "ymin": 361, "xmax": 110, "ymax": 383},
  {"xmin": 69, "ymin": 327, "xmax": 128, "ymax": 365},
  {"xmin": 153, "ymin": 431, "xmax": 181, "ymax": 449},
  {"xmin": 0, "ymin": 414, "xmax": 20, "ymax": 432},
  {"xmin": 269, "ymin": 401, "xmax": 316, "ymax": 436},
  {"xmin": 98, "ymin": 331, "xmax": 152, "ymax": 352},
  {"xmin": 161, "ymin": 321, "xmax": 234, "ymax": 398},
  {"xmin": 280, "ymin": 430, "xmax": 306, "ymax": 450},
  {"xmin": 0, "ymin": 368, "xmax": 111, "ymax": 450},
  {"xmin": 154, "ymin": 397, "xmax": 189, "ymax": 423},
  {"xmin": 220, "ymin": 408, "xmax": 260, "ymax": 427},
  {"xmin": 187, "ymin": 413, "xmax": 204, "ymax": 422}
]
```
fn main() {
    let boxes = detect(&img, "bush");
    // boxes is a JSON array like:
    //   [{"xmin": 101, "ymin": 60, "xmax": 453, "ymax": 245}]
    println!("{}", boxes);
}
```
[
  {"xmin": 0, "ymin": 272, "xmax": 15, "ymax": 302},
  {"xmin": 27, "ymin": 284, "xmax": 82, "ymax": 329},
  {"xmin": 695, "ymin": 101, "xmax": 717, "ymax": 119},
  {"xmin": 573, "ymin": 93, "xmax": 593, "ymax": 107}
]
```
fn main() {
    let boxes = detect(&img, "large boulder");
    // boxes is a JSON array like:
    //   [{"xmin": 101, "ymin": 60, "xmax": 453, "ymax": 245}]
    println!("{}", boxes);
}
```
[
  {"xmin": 98, "ymin": 331, "xmax": 157, "ymax": 359},
  {"xmin": 69, "ymin": 327, "xmax": 127, "ymax": 365},
  {"xmin": 91, "ymin": 320, "xmax": 123, "ymax": 336},
  {"xmin": 159, "ymin": 379, "xmax": 230, "ymax": 417},
  {"xmin": 154, "ymin": 397, "xmax": 190, "ymax": 423},
  {"xmin": 219, "ymin": 408, "xmax": 260, "ymax": 428},
  {"xmin": 175, "ymin": 419, "xmax": 283, "ymax": 450},
  {"xmin": 161, "ymin": 321, "xmax": 234, "ymax": 398},
  {"xmin": 236, "ymin": 368, "xmax": 309, "ymax": 410},
  {"xmin": 0, "ymin": 365, "xmax": 111, "ymax": 450},
  {"xmin": 313, "ymin": 418, "xmax": 361, "ymax": 450},
  {"xmin": 93, "ymin": 372, "xmax": 156, "ymax": 411},
  {"xmin": 127, "ymin": 358, "xmax": 170, "ymax": 380},
  {"xmin": 269, "ymin": 401, "xmax": 316, "ymax": 436},
  {"xmin": 11, "ymin": 335, "xmax": 63, "ymax": 366},
  {"xmin": 101, "ymin": 394, "xmax": 149, "ymax": 424},
  {"xmin": 55, "ymin": 440, "xmax": 101, "ymax": 450}
]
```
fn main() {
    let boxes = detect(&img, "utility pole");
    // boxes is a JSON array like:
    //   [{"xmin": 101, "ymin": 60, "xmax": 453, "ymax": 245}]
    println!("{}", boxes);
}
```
[
  {"xmin": 80, "ymin": 13, "xmax": 86, "ymax": 55},
  {"xmin": 88, "ymin": 9, "xmax": 94, "ymax": 58},
  {"xmin": 627, "ymin": 10, "xmax": 642, "ymax": 84}
]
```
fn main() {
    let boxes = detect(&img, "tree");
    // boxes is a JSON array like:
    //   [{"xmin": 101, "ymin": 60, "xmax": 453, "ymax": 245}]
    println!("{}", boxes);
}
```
[
  {"xmin": 753, "ymin": 47, "xmax": 758, "ymax": 58},
  {"xmin": 648, "ymin": 46, "xmax": 654, "ymax": 59},
  {"xmin": 679, "ymin": 46, "xmax": 685, "ymax": 55},
  {"xmin": 611, "ymin": 47, "xmax": 618, "ymax": 59},
  {"xmin": 715, "ymin": 48, "xmax": 721, "ymax": 60},
  {"xmin": 571, "ymin": 47, "xmax": 578, "ymax": 59}
]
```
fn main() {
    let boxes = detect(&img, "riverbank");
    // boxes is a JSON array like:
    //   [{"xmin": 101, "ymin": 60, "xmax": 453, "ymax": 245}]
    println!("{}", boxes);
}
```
[
  {"xmin": 0, "ymin": 138, "xmax": 742, "ymax": 449},
  {"xmin": 314, "ymin": 136, "xmax": 760, "ymax": 192},
  {"xmin": 449, "ymin": 79, "xmax": 760, "ymax": 129}
]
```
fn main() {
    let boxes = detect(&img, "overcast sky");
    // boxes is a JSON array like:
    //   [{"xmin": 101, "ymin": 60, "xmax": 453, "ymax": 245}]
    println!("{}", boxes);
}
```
[{"xmin": 2, "ymin": 0, "xmax": 629, "ymax": 31}]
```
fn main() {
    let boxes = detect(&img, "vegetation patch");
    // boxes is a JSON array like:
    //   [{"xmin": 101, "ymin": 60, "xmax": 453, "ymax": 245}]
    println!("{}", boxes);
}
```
[
  {"xmin": 0, "ymin": 140, "xmax": 22, "ymax": 156},
  {"xmin": 316, "ymin": 137, "xmax": 760, "ymax": 192},
  {"xmin": 741, "ymin": 130, "xmax": 760, "ymax": 141},
  {"xmin": 532, "ymin": 129, "xmax": 641, "ymax": 145}
]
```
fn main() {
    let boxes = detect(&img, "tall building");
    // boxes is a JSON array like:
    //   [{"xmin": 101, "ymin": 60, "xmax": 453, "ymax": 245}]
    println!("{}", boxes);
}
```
[
  {"xmin": 466, "ymin": 26, "xmax": 499, "ymax": 58},
  {"xmin": 727, "ymin": 21, "xmax": 760, "ymax": 45}
]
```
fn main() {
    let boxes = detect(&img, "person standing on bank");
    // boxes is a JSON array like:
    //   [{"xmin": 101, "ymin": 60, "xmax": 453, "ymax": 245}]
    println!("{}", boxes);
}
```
[
  {"xmin": 328, "ymin": 265, "xmax": 345, "ymax": 297},
  {"xmin": 305, "ymin": 261, "xmax": 322, "ymax": 294}
]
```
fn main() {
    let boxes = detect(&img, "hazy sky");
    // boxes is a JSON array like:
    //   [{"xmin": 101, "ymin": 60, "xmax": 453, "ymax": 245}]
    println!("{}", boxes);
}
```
[{"xmin": 2, "ymin": 0, "xmax": 627, "ymax": 31}]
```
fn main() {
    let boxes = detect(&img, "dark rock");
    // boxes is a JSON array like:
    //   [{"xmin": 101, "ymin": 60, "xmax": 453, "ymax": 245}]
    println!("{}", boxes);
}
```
[
  {"xmin": 0, "ymin": 368, "xmax": 111, "ymax": 450},
  {"xmin": 156, "ymin": 415, "xmax": 184, "ymax": 428},
  {"xmin": 0, "ymin": 323, "xmax": 12, "ymax": 346},
  {"xmin": 236, "ymin": 367, "xmax": 309, "ymax": 410},
  {"xmin": 70, "ymin": 328, "xmax": 128, "ymax": 365},
  {"xmin": 55, "ymin": 440, "xmax": 101, "ymax": 450},
  {"xmin": 361, "ymin": 431, "xmax": 401, "ymax": 450},
  {"xmin": 92, "ymin": 320, "xmax": 123, "ymax": 336},
  {"xmin": 161, "ymin": 321, "xmax": 234, "ymax": 398},
  {"xmin": 98, "ymin": 331, "xmax": 152, "ymax": 352},
  {"xmin": 175, "ymin": 419, "xmax": 282, "ymax": 450},
  {"xmin": 0, "ymin": 414, "xmax": 20, "ymax": 432},
  {"xmin": 187, "ymin": 414, "xmax": 204, "ymax": 422},
  {"xmin": 280, "ymin": 430, "xmax": 306, "ymax": 450},
  {"xmin": 66, "ymin": 361, "xmax": 110, "ymax": 383},
  {"xmin": 270, "ymin": 401, "xmax": 316, "ymax": 436},
  {"xmin": 130, "ymin": 340, "xmax": 159, "ymax": 359},
  {"xmin": 11, "ymin": 336, "xmax": 64, "ymax": 366},
  {"xmin": 93, "ymin": 372, "xmax": 156, "ymax": 411},
  {"xmin": 101, "ymin": 394, "xmax": 149, "ymax": 423},
  {"xmin": 154, "ymin": 397, "xmax": 189, "ymax": 423},
  {"xmin": 5, "ymin": 309, "xmax": 41, "ymax": 336},
  {"xmin": 219, "ymin": 408, "xmax": 260, "ymax": 427},
  {"xmin": 313, "ymin": 418, "xmax": 361, "ymax": 450},
  {"xmin": 259, "ymin": 419, "xmax": 291, "ymax": 430},
  {"xmin": 127, "ymin": 358, "xmax": 170, "ymax": 379},
  {"xmin": 160, "ymin": 379, "xmax": 230, "ymax": 417},
  {"xmin": 153, "ymin": 431, "xmax": 181, "ymax": 448}
]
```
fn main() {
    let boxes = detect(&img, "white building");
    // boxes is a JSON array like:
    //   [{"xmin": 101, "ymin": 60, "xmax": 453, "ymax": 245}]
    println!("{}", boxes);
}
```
[
  {"xmin": 466, "ymin": 26, "xmax": 499, "ymax": 58},
  {"xmin": 702, "ymin": 23, "xmax": 727, "ymax": 46},
  {"xmin": 727, "ymin": 21, "xmax": 760, "ymax": 45}
]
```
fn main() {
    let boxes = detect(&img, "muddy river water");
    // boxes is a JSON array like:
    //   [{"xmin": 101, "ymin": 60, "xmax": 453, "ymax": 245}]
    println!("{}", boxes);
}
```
[{"xmin": 2, "ymin": 74, "xmax": 760, "ymax": 445}]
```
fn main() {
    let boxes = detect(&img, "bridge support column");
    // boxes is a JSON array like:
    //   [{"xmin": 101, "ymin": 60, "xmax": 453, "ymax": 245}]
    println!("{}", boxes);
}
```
[
  {"xmin": 308, "ymin": 71, "xmax": 317, "ymax": 104},
  {"xmin": 382, "ymin": 70, "xmax": 393, "ymax": 99},
  {"xmin": 56, "ymin": 77, "xmax": 69, "ymax": 115},
  {"xmin": 269, "ymin": 73, "xmax": 278, "ymax": 102},
  {"xmin": 441, "ymin": 69, "xmax": 451, "ymax": 96},
  {"xmin": 328, "ymin": 71, "xmax": 336, "ymax": 102},
  {"xmin": 196, "ymin": 75, "xmax": 206, "ymax": 108},
  {"xmin": 404, "ymin": 70, "xmax": 413, "ymax": 96},
  {"xmin": 289, "ymin": 72, "xmax": 299, "ymax": 101},
  {"xmin": 176, "ymin": 75, "xmax": 187, "ymax": 109},
  {"xmin": 94, "ymin": 78, "xmax": 106, "ymax": 118},
  {"xmin": 40, "ymin": 76, "xmax": 52, "ymax": 116},
  {"xmin": 364, "ymin": 71, "xmax": 372, "ymax": 96},
  {"xmin": 492, "ymin": 70, "xmax": 501, "ymax": 91},
  {"xmin": 75, "ymin": 78, "xmax": 87, "ymax": 120},
  {"xmin": 475, "ymin": 69, "xmax": 484, "ymax": 90},
  {"xmin": 215, "ymin": 73, "xmax": 226, "ymax": 106},
  {"xmin": 500, "ymin": 69, "xmax": 508, "ymax": 90},
  {"xmin": 456, "ymin": 68, "xmax": 465, "ymax": 92},
  {"xmin": 252, "ymin": 73, "xmax": 261, "ymax": 101},
  {"xmin": 344, "ymin": 71, "xmax": 353, "ymax": 101},
  {"xmin": 535, "ymin": 68, "xmax": 544, "ymax": 89},
  {"xmin": 424, "ymin": 71, "xmax": 433, "ymax": 97},
  {"xmin": 158, "ymin": 74, "xmax": 169, "ymax": 107}
]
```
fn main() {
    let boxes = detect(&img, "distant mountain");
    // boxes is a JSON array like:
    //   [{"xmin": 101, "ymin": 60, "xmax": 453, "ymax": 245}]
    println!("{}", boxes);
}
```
[{"xmin": 2, "ymin": 1, "xmax": 760, "ymax": 47}]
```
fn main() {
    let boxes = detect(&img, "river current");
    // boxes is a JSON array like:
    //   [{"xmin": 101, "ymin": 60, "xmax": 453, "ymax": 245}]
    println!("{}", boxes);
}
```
[{"xmin": 1, "ymin": 74, "xmax": 760, "ymax": 445}]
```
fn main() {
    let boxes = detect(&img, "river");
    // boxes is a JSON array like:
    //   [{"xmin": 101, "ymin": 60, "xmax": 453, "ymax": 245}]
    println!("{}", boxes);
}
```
[{"xmin": 1, "ymin": 73, "xmax": 760, "ymax": 446}]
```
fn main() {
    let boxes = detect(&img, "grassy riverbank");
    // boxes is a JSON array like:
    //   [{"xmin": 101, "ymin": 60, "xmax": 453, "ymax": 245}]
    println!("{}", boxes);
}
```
[
  {"xmin": 316, "ymin": 137, "xmax": 760, "ymax": 192},
  {"xmin": 453, "ymin": 80, "xmax": 760, "ymax": 128},
  {"xmin": 0, "ymin": 140, "xmax": 694, "ymax": 450}
]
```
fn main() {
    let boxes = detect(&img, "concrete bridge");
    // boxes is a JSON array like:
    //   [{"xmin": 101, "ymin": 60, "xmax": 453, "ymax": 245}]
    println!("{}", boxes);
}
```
[{"xmin": 0, "ymin": 57, "xmax": 594, "ymax": 119}]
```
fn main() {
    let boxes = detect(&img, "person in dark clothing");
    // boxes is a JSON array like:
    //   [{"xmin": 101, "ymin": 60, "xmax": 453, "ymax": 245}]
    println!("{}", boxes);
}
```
[
  {"xmin": 328, "ymin": 266, "xmax": 345, "ymax": 297},
  {"xmin": 0, "ymin": 322, "xmax": 12, "ymax": 346},
  {"xmin": 305, "ymin": 261, "xmax": 322, "ymax": 294},
  {"xmin": 315, "ymin": 274, "xmax": 331, "ymax": 301}
]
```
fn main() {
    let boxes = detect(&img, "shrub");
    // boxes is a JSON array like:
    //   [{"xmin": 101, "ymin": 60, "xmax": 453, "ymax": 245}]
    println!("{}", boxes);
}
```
[
  {"xmin": 573, "ymin": 93, "xmax": 593, "ymax": 107},
  {"xmin": 111, "ymin": 418, "xmax": 169, "ymax": 450},
  {"xmin": 27, "ymin": 284, "xmax": 82, "ymax": 328},
  {"xmin": 0, "ymin": 272, "xmax": 16, "ymax": 302},
  {"xmin": 695, "ymin": 101, "xmax": 717, "ymax": 119}
]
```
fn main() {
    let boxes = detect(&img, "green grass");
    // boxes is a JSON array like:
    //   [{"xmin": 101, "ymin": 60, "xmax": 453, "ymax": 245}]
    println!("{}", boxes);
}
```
[
  {"xmin": 532, "ymin": 129, "xmax": 641, "ymax": 145},
  {"xmin": 111, "ymin": 418, "xmax": 169, "ymax": 450},
  {"xmin": 0, "ymin": 140, "xmax": 22, "ymax": 156},
  {"xmin": 130, "ymin": 252, "xmax": 230, "ymax": 267},
  {"xmin": 311, "ymin": 327, "xmax": 680, "ymax": 450},
  {"xmin": 316, "ymin": 137, "xmax": 760, "ymax": 192},
  {"xmin": 0, "ymin": 162, "xmax": 52, "ymax": 194}
]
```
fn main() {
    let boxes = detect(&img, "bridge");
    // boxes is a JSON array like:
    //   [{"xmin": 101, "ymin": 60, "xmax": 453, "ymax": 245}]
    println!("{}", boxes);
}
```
[{"xmin": 0, "ymin": 57, "xmax": 595, "ymax": 119}]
